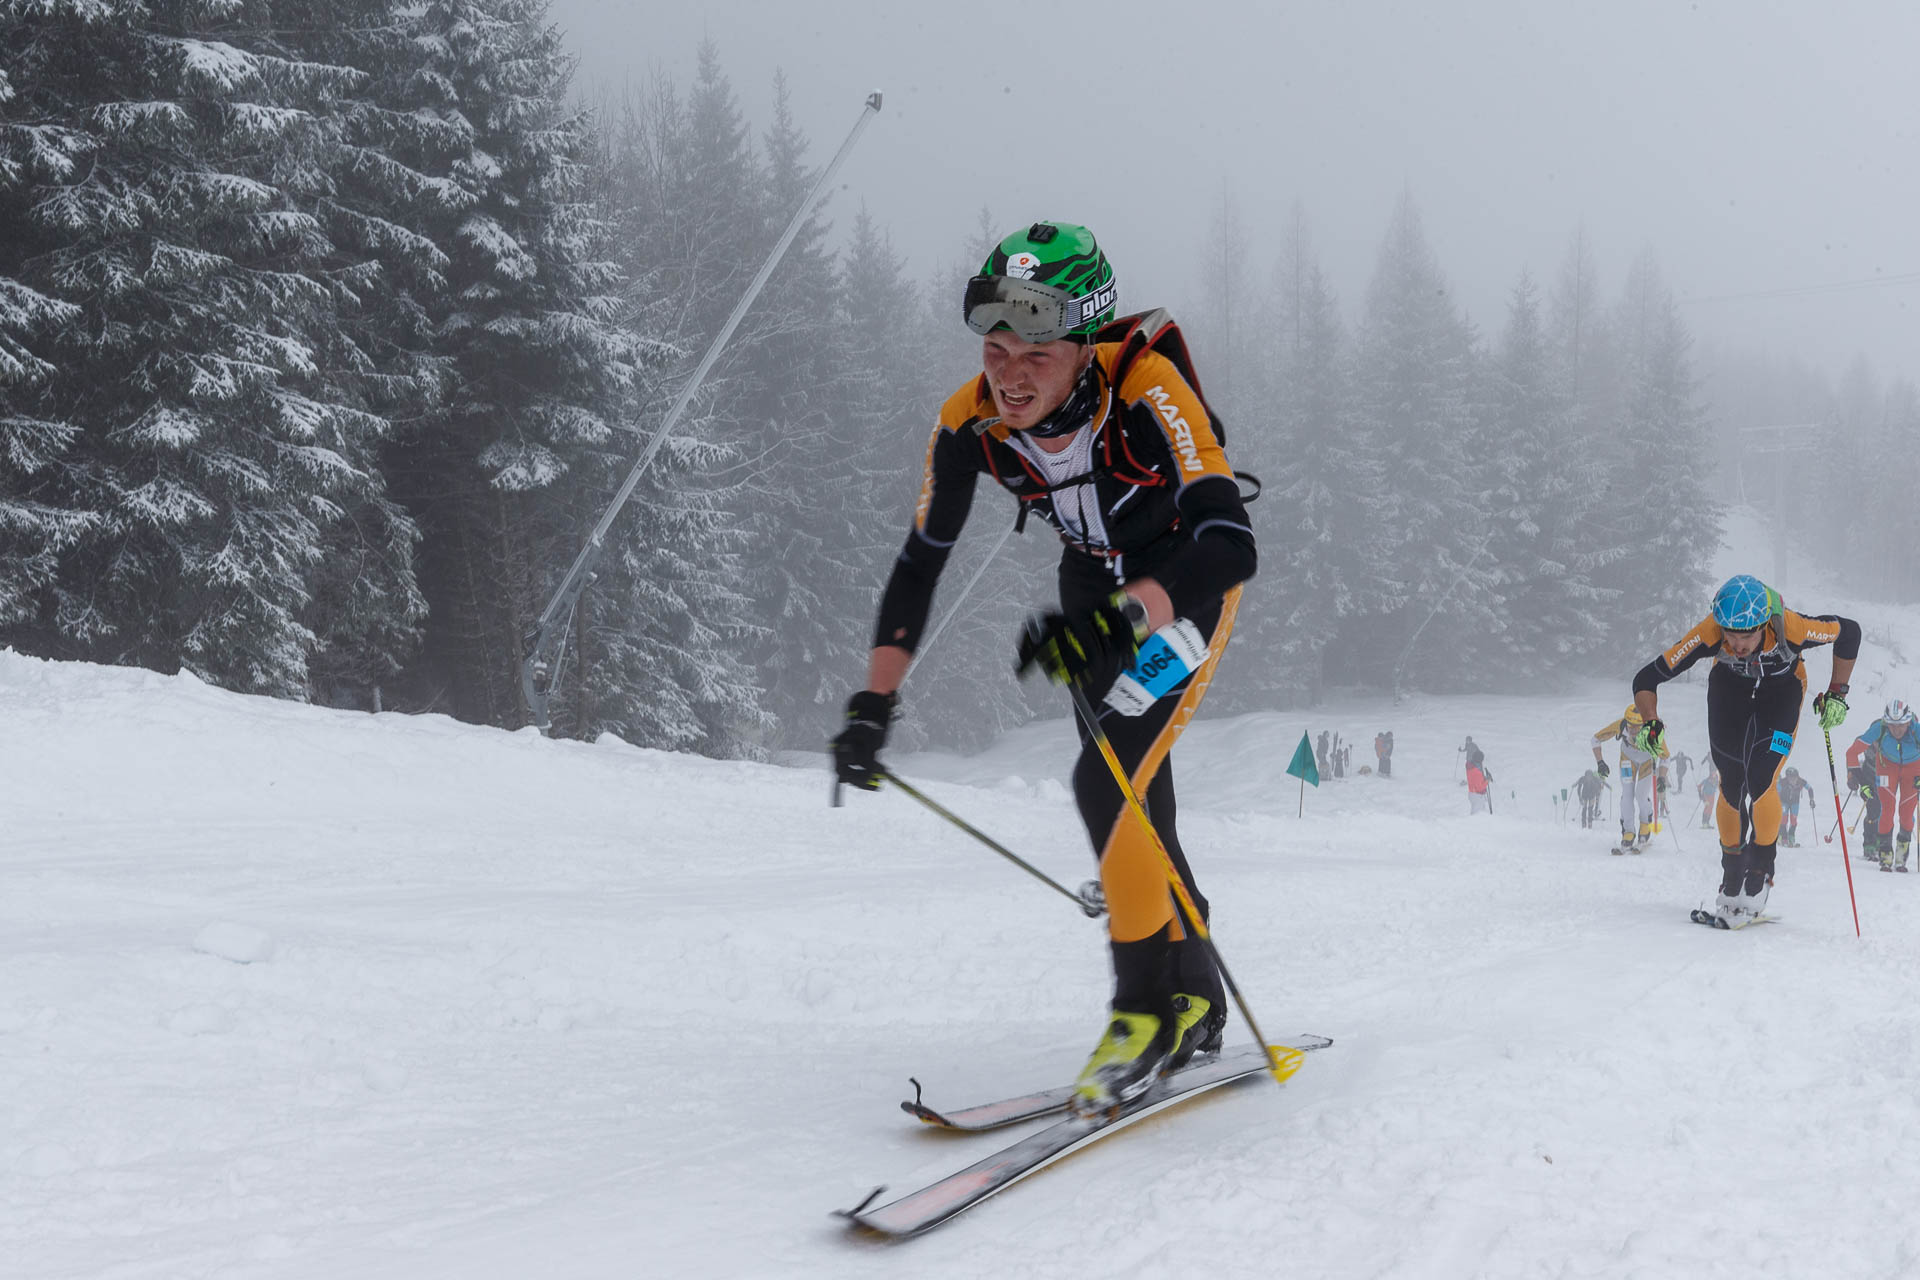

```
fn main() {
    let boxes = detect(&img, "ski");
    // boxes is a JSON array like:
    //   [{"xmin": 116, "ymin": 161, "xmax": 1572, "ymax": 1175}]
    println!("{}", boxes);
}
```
[
  {"xmin": 1689, "ymin": 908, "xmax": 1777, "ymax": 930},
  {"xmin": 843, "ymin": 1038, "xmax": 1327, "ymax": 1238},
  {"xmin": 900, "ymin": 1033, "xmax": 1334, "ymax": 1132}
]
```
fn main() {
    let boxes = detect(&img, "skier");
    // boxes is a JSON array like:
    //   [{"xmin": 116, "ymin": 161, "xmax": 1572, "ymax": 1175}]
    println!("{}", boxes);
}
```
[
  {"xmin": 1461, "ymin": 736, "xmax": 1484, "ymax": 770},
  {"xmin": 1590, "ymin": 704, "xmax": 1667, "ymax": 854},
  {"xmin": 1374, "ymin": 731, "xmax": 1394, "ymax": 778},
  {"xmin": 1845, "ymin": 700, "xmax": 1920, "ymax": 871},
  {"xmin": 1775, "ymin": 766, "xmax": 1808, "ymax": 847},
  {"xmin": 1672, "ymin": 749, "xmax": 1693, "ymax": 796},
  {"xmin": 1847, "ymin": 758, "xmax": 1879, "ymax": 860},
  {"xmin": 1629, "ymin": 574, "xmax": 1858, "ymax": 926},
  {"xmin": 1316, "ymin": 730, "xmax": 1331, "ymax": 778},
  {"xmin": 829, "ymin": 222, "xmax": 1256, "ymax": 1113},
  {"xmin": 1466, "ymin": 760, "xmax": 1492, "ymax": 814},
  {"xmin": 1696, "ymin": 759, "xmax": 1720, "ymax": 828},
  {"xmin": 1572, "ymin": 769, "xmax": 1610, "ymax": 829}
]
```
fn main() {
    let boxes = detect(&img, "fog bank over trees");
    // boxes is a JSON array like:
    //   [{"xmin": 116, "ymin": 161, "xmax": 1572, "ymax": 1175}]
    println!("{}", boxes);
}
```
[{"xmin": 2, "ymin": 6, "xmax": 1909, "ymax": 755}]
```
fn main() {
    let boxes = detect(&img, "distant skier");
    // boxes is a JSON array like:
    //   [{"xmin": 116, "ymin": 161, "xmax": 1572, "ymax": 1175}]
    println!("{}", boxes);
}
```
[
  {"xmin": 1697, "ymin": 759, "xmax": 1720, "ymax": 828},
  {"xmin": 1630, "ymin": 574, "xmax": 1858, "ymax": 927},
  {"xmin": 1316, "ymin": 730, "xmax": 1331, "ymax": 778},
  {"xmin": 1847, "ymin": 758, "xmax": 1878, "ymax": 859},
  {"xmin": 1461, "ymin": 736, "xmax": 1484, "ymax": 770},
  {"xmin": 1776, "ymin": 766, "xmax": 1808, "ymax": 847},
  {"xmin": 1672, "ymin": 749, "xmax": 1693, "ymax": 795},
  {"xmin": 1591, "ymin": 704, "xmax": 1668, "ymax": 854},
  {"xmin": 1572, "ymin": 769, "xmax": 1610, "ymax": 829},
  {"xmin": 830, "ymin": 222, "xmax": 1256, "ymax": 1112},
  {"xmin": 1846, "ymin": 700, "xmax": 1920, "ymax": 871},
  {"xmin": 1466, "ymin": 760, "xmax": 1492, "ymax": 814},
  {"xmin": 1374, "ymin": 730, "xmax": 1394, "ymax": 778}
]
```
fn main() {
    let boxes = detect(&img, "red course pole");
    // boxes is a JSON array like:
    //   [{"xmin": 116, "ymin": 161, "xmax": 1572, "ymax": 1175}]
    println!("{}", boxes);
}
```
[{"xmin": 1822, "ymin": 722, "xmax": 1862, "ymax": 937}]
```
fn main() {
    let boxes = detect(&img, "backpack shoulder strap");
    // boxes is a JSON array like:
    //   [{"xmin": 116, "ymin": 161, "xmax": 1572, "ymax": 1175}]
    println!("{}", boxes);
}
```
[
  {"xmin": 1094, "ymin": 308, "xmax": 1222, "ymax": 439},
  {"xmin": 1092, "ymin": 308, "xmax": 1260, "ymax": 502}
]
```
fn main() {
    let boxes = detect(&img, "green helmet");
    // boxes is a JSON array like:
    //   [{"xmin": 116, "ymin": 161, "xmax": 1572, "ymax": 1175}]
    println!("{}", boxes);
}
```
[{"xmin": 963, "ymin": 221, "xmax": 1118, "ymax": 342}]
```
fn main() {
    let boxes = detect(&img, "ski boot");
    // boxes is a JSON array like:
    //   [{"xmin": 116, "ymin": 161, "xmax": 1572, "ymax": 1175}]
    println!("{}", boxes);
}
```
[
  {"xmin": 1166, "ymin": 994, "xmax": 1227, "ymax": 1072},
  {"xmin": 1071, "ymin": 1009, "xmax": 1176, "ymax": 1115},
  {"xmin": 1898, "ymin": 835, "xmax": 1912, "ymax": 873},
  {"xmin": 1713, "ymin": 890, "xmax": 1755, "ymax": 928},
  {"xmin": 1612, "ymin": 831, "xmax": 1635, "ymax": 856}
]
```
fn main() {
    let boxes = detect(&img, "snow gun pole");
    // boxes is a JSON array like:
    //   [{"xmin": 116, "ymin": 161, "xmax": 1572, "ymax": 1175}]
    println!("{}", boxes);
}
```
[
  {"xmin": 519, "ymin": 91, "xmax": 883, "ymax": 732},
  {"xmin": 876, "ymin": 767, "xmax": 1104, "ymax": 917},
  {"xmin": 1821, "ymin": 722, "xmax": 1863, "ymax": 937},
  {"xmin": 1065, "ymin": 681, "xmax": 1302, "ymax": 1087}
]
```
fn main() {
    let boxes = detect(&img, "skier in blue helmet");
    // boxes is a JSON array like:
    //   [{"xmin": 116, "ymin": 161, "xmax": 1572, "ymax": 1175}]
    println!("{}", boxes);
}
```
[{"xmin": 1629, "ymin": 574, "xmax": 1859, "ymax": 927}]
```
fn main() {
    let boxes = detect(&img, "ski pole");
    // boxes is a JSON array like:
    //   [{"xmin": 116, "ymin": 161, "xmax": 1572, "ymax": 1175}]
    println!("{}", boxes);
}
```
[
  {"xmin": 1827, "ymin": 791, "xmax": 1853, "ymax": 842},
  {"xmin": 1820, "ymin": 722, "xmax": 1862, "ymax": 937},
  {"xmin": 1064, "ymin": 681, "xmax": 1297, "ymax": 1086},
  {"xmin": 876, "ymin": 767, "xmax": 1104, "ymax": 917}
]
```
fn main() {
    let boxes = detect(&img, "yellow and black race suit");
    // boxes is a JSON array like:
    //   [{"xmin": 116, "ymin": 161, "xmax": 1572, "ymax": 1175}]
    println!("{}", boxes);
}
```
[
  {"xmin": 873, "ymin": 334, "xmax": 1255, "ymax": 1014},
  {"xmin": 1633, "ymin": 608, "xmax": 1860, "ymax": 893}
]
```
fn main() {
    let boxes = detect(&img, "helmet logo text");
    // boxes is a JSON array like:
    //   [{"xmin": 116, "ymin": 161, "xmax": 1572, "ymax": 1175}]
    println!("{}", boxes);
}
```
[{"xmin": 1004, "ymin": 252, "xmax": 1041, "ymax": 280}]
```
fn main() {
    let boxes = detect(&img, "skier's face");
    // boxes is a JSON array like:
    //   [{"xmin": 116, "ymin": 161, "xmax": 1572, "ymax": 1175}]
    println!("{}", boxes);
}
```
[
  {"xmin": 981, "ymin": 332, "xmax": 1091, "ymax": 431},
  {"xmin": 1722, "ymin": 626, "xmax": 1764, "ymax": 657},
  {"xmin": 1893, "ymin": 720, "xmax": 1910, "ymax": 738}
]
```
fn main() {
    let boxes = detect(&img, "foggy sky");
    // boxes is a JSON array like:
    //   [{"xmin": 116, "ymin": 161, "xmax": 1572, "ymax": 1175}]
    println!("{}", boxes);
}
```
[{"xmin": 551, "ymin": 0, "xmax": 1920, "ymax": 383}]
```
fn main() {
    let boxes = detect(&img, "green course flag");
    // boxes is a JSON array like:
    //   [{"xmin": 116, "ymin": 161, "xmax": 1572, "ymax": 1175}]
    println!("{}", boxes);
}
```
[
  {"xmin": 1287, "ymin": 730, "xmax": 1319, "ymax": 817},
  {"xmin": 1287, "ymin": 731, "xmax": 1320, "ymax": 787}
]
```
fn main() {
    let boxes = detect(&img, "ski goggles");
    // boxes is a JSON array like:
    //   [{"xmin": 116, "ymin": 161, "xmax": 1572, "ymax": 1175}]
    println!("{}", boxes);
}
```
[{"xmin": 963, "ymin": 274, "xmax": 1115, "ymax": 344}]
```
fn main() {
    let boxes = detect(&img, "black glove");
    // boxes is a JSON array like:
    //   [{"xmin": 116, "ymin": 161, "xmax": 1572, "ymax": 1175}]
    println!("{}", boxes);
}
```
[
  {"xmin": 830, "ymin": 690, "xmax": 897, "ymax": 790},
  {"xmin": 1015, "ymin": 593, "xmax": 1146, "ymax": 686},
  {"xmin": 1595, "ymin": 760, "xmax": 1610, "ymax": 779}
]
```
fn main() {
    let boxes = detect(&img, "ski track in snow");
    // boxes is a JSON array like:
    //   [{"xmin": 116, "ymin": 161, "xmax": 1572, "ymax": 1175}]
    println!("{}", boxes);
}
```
[{"xmin": 9, "ymin": 560, "xmax": 1920, "ymax": 1275}]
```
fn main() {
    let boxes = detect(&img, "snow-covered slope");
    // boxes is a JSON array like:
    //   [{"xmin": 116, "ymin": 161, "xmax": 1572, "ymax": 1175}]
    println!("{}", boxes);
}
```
[{"xmin": 7, "ymin": 623, "xmax": 1920, "ymax": 1279}]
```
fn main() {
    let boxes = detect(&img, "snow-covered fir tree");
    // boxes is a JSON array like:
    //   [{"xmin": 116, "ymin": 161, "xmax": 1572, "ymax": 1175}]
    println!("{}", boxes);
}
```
[
  {"xmin": 726, "ymin": 72, "xmax": 871, "ymax": 746},
  {"xmin": 584, "ymin": 50, "xmax": 776, "ymax": 752},
  {"xmin": 366, "ymin": 0, "xmax": 711, "ymax": 743},
  {"xmin": 1474, "ymin": 270, "xmax": 1613, "ymax": 680},
  {"xmin": 0, "ymin": 0, "xmax": 417, "ymax": 697},
  {"xmin": 1341, "ymin": 193, "xmax": 1494, "ymax": 691},
  {"xmin": 1594, "ymin": 249, "xmax": 1718, "ymax": 648},
  {"xmin": 1216, "ymin": 207, "xmax": 1391, "ymax": 708}
]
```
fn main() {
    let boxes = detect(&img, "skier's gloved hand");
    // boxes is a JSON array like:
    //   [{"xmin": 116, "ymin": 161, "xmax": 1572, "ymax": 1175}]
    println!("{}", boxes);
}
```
[
  {"xmin": 830, "ymin": 690, "xmax": 898, "ymax": 790},
  {"xmin": 1632, "ymin": 718, "xmax": 1665, "ymax": 754},
  {"xmin": 1814, "ymin": 688, "xmax": 1849, "ymax": 730},
  {"xmin": 1595, "ymin": 760, "xmax": 1610, "ymax": 779},
  {"xmin": 1015, "ymin": 592, "xmax": 1148, "ymax": 686}
]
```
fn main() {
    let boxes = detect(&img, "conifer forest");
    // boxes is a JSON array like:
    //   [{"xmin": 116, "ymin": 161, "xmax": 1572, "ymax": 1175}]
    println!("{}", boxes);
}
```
[{"xmin": 3, "ymin": 2, "xmax": 1914, "ymax": 755}]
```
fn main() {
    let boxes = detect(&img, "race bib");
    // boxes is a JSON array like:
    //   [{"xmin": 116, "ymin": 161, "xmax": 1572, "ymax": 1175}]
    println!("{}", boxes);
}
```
[
  {"xmin": 1769, "ymin": 730, "xmax": 1793, "ymax": 755},
  {"xmin": 1103, "ymin": 619, "xmax": 1209, "ymax": 716}
]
